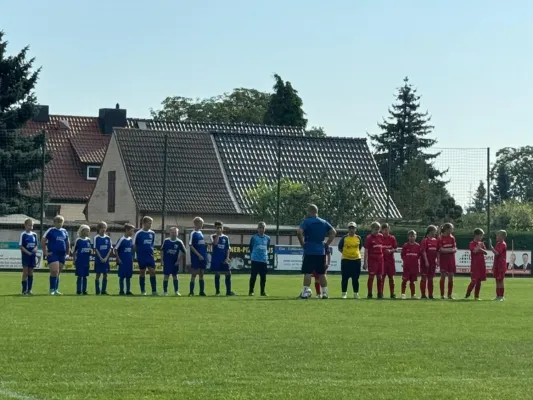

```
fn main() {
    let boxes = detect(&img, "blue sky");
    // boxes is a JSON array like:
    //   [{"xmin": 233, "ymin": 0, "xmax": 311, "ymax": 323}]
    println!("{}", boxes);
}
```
[{"xmin": 2, "ymin": 0, "xmax": 532, "ymax": 204}]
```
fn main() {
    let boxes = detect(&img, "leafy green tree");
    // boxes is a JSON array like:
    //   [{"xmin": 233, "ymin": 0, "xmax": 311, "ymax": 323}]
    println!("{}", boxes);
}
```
[
  {"xmin": 491, "ymin": 163, "xmax": 512, "ymax": 205},
  {"xmin": 468, "ymin": 181, "xmax": 487, "ymax": 213},
  {"xmin": 492, "ymin": 147, "xmax": 533, "ymax": 202},
  {"xmin": 151, "ymin": 88, "xmax": 271, "ymax": 124},
  {"xmin": 264, "ymin": 74, "xmax": 307, "ymax": 128},
  {"xmin": 0, "ymin": 30, "xmax": 51, "ymax": 216},
  {"xmin": 305, "ymin": 126, "xmax": 326, "ymax": 137}
]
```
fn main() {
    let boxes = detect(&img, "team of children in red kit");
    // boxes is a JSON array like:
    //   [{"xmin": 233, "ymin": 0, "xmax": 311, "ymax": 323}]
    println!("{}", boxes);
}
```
[{"xmin": 19, "ymin": 214, "xmax": 508, "ymax": 301}]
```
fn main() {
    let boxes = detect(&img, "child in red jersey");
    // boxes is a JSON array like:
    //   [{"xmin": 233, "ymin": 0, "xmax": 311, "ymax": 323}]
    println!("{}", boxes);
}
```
[
  {"xmin": 380, "ymin": 223, "xmax": 398, "ymax": 299},
  {"xmin": 438, "ymin": 223, "xmax": 457, "ymax": 299},
  {"xmin": 363, "ymin": 221, "xmax": 384, "ymax": 299},
  {"xmin": 401, "ymin": 230, "xmax": 421, "ymax": 299},
  {"xmin": 420, "ymin": 225, "xmax": 438, "ymax": 299},
  {"xmin": 312, "ymin": 243, "xmax": 331, "ymax": 298},
  {"xmin": 465, "ymin": 228, "xmax": 488, "ymax": 300},
  {"xmin": 490, "ymin": 230, "xmax": 507, "ymax": 301}
]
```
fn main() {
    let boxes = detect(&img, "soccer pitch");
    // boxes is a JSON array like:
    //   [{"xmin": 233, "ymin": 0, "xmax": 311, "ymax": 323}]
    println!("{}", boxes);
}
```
[{"xmin": 1, "ymin": 273, "xmax": 532, "ymax": 400}]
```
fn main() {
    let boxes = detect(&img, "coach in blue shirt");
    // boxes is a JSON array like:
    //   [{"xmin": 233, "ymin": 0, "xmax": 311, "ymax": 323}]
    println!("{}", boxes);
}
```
[{"xmin": 297, "ymin": 204, "xmax": 336, "ymax": 299}]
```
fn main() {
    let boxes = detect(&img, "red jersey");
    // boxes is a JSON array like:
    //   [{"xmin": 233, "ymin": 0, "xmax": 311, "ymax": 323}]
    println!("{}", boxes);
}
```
[
  {"xmin": 381, "ymin": 234, "xmax": 397, "ymax": 264},
  {"xmin": 469, "ymin": 240, "xmax": 486, "ymax": 269},
  {"xmin": 401, "ymin": 242, "xmax": 421, "ymax": 269},
  {"xmin": 420, "ymin": 237, "xmax": 438, "ymax": 266},
  {"xmin": 364, "ymin": 233, "xmax": 383, "ymax": 259},
  {"xmin": 494, "ymin": 241, "xmax": 507, "ymax": 270},
  {"xmin": 438, "ymin": 234, "xmax": 457, "ymax": 265}
]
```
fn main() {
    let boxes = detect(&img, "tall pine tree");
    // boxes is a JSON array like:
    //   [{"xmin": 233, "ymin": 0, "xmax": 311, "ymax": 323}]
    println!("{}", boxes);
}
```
[
  {"xmin": 468, "ymin": 181, "xmax": 487, "ymax": 213},
  {"xmin": 0, "ymin": 30, "xmax": 50, "ymax": 215},
  {"xmin": 264, "ymin": 74, "xmax": 307, "ymax": 127}
]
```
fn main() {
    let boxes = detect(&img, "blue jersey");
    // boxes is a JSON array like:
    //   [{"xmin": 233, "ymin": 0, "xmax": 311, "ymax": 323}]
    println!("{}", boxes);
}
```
[
  {"xmin": 211, "ymin": 234, "xmax": 230, "ymax": 265},
  {"xmin": 299, "ymin": 216, "xmax": 333, "ymax": 256},
  {"xmin": 74, "ymin": 237, "xmax": 92, "ymax": 269},
  {"xmin": 115, "ymin": 236, "xmax": 134, "ymax": 267},
  {"xmin": 44, "ymin": 227, "xmax": 69, "ymax": 254},
  {"xmin": 162, "ymin": 238, "xmax": 186, "ymax": 266},
  {"xmin": 19, "ymin": 231, "xmax": 38, "ymax": 267},
  {"xmin": 249, "ymin": 234, "xmax": 270, "ymax": 264},
  {"xmin": 134, "ymin": 229, "xmax": 155, "ymax": 262},
  {"xmin": 189, "ymin": 230, "xmax": 207, "ymax": 265},
  {"xmin": 94, "ymin": 235, "xmax": 112, "ymax": 263}
]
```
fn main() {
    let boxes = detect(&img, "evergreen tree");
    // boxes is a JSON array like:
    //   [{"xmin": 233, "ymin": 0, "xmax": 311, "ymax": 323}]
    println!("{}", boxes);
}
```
[
  {"xmin": 468, "ymin": 181, "xmax": 487, "ymax": 212},
  {"xmin": 264, "ymin": 74, "xmax": 307, "ymax": 127},
  {"xmin": 0, "ymin": 30, "xmax": 50, "ymax": 215}
]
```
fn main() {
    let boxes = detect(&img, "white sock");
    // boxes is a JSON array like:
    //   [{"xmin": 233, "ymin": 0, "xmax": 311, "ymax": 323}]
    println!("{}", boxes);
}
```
[
  {"xmin": 302, "ymin": 286, "xmax": 309, "ymax": 295},
  {"xmin": 322, "ymin": 287, "xmax": 328, "ymax": 296},
  {"xmin": 342, "ymin": 292, "xmax": 347, "ymax": 296}
]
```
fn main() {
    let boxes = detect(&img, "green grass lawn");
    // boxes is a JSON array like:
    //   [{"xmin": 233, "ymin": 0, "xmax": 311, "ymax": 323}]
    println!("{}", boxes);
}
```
[{"xmin": 0, "ymin": 272, "xmax": 532, "ymax": 400}]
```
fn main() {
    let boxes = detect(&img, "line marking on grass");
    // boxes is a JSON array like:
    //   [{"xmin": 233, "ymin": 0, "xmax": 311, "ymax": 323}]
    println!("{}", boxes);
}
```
[{"xmin": 0, "ymin": 384, "xmax": 40, "ymax": 400}]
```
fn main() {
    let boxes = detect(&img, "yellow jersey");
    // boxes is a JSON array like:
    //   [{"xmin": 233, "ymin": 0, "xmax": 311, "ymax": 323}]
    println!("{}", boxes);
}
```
[{"xmin": 339, "ymin": 234, "xmax": 362, "ymax": 260}]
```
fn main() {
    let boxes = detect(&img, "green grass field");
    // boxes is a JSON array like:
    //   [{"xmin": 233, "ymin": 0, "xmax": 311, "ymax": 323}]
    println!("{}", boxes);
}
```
[{"xmin": 1, "ymin": 272, "xmax": 532, "ymax": 400}]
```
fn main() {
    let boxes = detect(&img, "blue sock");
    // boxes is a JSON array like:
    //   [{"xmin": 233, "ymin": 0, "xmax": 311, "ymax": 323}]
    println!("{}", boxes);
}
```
[
  {"xmin": 163, "ymin": 280, "xmax": 169, "ymax": 293},
  {"xmin": 102, "ymin": 278, "xmax": 108, "ymax": 293},
  {"xmin": 214, "ymin": 275, "xmax": 221, "ymax": 293},
  {"xmin": 95, "ymin": 279, "xmax": 101, "ymax": 294},
  {"xmin": 140, "ymin": 276, "xmax": 146, "ymax": 293},
  {"xmin": 199, "ymin": 279, "xmax": 205, "ymax": 294},
  {"xmin": 173, "ymin": 279, "xmax": 179, "ymax": 293},
  {"xmin": 49, "ymin": 276, "xmax": 56, "ymax": 292},
  {"xmin": 76, "ymin": 277, "xmax": 82, "ymax": 293},
  {"xmin": 189, "ymin": 280, "xmax": 195, "ymax": 294},
  {"xmin": 150, "ymin": 276, "xmax": 157, "ymax": 293},
  {"xmin": 56, "ymin": 276, "xmax": 60, "ymax": 291},
  {"xmin": 28, "ymin": 275, "xmax": 34, "ymax": 291},
  {"xmin": 82, "ymin": 277, "xmax": 88, "ymax": 292},
  {"xmin": 119, "ymin": 278, "xmax": 124, "ymax": 293},
  {"xmin": 22, "ymin": 280, "xmax": 28, "ymax": 294},
  {"xmin": 225, "ymin": 275, "xmax": 232, "ymax": 294},
  {"xmin": 126, "ymin": 278, "xmax": 131, "ymax": 293}
]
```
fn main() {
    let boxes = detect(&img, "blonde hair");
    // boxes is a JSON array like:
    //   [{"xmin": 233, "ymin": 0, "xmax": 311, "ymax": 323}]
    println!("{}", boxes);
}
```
[
  {"xmin": 370, "ymin": 221, "xmax": 381, "ymax": 230},
  {"xmin": 96, "ymin": 221, "xmax": 107, "ymax": 232},
  {"xmin": 142, "ymin": 216, "xmax": 153, "ymax": 224},
  {"xmin": 497, "ymin": 230, "xmax": 507, "ymax": 238},
  {"xmin": 24, "ymin": 218, "xmax": 33, "ymax": 226},
  {"xmin": 408, "ymin": 230, "xmax": 417, "ymax": 236},
  {"xmin": 54, "ymin": 215, "xmax": 65, "ymax": 223},
  {"xmin": 193, "ymin": 216, "xmax": 204, "ymax": 224},
  {"xmin": 77, "ymin": 224, "xmax": 90, "ymax": 238}
]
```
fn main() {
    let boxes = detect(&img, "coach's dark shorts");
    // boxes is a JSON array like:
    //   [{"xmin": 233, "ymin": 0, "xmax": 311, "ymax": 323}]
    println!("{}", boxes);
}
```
[{"xmin": 302, "ymin": 254, "xmax": 326, "ymax": 275}]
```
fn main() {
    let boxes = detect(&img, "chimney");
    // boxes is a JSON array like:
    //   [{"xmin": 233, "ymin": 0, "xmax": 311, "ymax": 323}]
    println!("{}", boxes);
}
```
[
  {"xmin": 32, "ymin": 105, "xmax": 50, "ymax": 123},
  {"xmin": 98, "ymin": 105, "xmax": 127, "ymax": 135}
]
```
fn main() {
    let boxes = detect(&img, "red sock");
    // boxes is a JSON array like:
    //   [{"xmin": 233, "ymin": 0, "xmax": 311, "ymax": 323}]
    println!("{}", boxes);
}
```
[
  {"xmin": 420, "ymin": 279, "xmax": 427, "ymax": 297},
  {"xmin": 474, "ymin": 281, "xmax": 481, "ymax": 297},
  {"xmin": 410, "ymin": 282, "xmax": 415, "ymax": 297},
  {"xmin": 389, "ymin": 278, "xmax": 395, "ymax": 295},
  {"xmin": 447, "ymin": 277, "xmax": 454, "ymax": 297},
  {"xmin": 428, "ymin": 279, "xmax": 434, "ymax": 297},
  {"xmin": 314, "ymin": 281, "xmax": 321, "ymax": 295},
  {"xmin": 501, "ymin": 286, "xmax": 504, "ymax": 297},
  {"xmin": 401, "ymin": 279, "xmax": 407, "ymax": 294},
  {"xmin": 466, "ymin": 280, "xmax": 475, "ymax": 297},
  {"xmin": 440, "ymin": 277, "xmax": 445, "ymax": 296},
  {"xmin": 376, "ymin": 276, "xmax": 383, "ymax": 295},
  {"xmin": 367, "ymin": 275, "xmax": 374, "ymax": 294}
]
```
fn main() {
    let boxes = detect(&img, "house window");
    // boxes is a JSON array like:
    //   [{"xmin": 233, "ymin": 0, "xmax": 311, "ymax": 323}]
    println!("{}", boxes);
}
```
[
  {"xmin": 45, "ymin": 204, "xmax": 61, "ymax": 219},
  {"xmin": 87, "ymin": 165, "xmax": 100, "ymax": 180},
  {"xmin": 108, "ymin": 171, "xmax": 116, "ymax": 213}
]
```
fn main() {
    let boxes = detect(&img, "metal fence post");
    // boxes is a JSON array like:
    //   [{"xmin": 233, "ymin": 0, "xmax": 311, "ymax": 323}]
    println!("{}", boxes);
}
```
[
  {"xmin": 487, "ymin": 147, "xmax": 491, "ymax": 238},
  {"xmin": 386, "ymin": 145, "xmax": 393, "ymax": 222},
  {"xmin": 39, "ymin": 130, "xmax": 46, "ymax": 240},
  {"xmin": 275, "ymin": 138, "xmax": 282, "ymax": 244},
  {"xmin": 161, "ymin": 134, "xmax": 169, "ymax": 243}
]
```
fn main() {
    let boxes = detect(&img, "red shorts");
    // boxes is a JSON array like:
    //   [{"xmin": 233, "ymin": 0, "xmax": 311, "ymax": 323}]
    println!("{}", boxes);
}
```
[
  {"xmin": 368, "ymin": 258, "xmax": 384, "ymax": 276},
  {"xmin": 312, "ymin": 267, "xmax": 328, "ymax": 279},
  {"xmin": 420, "ymin": 263, "xmax": 437, "ymax": 278},
  {"xmin": 383, "ymin": 261, "xmax": 396, "ymax": 277},
  {"xmin": 471, "ymin": 264, "xmax": 487, "ymax": 281},
  {"xmin": 493, "ymin": 266, "xmax": 506, "ymax": 281},
  {"xmin": 440, "ymin": 261, "xmax": 456, "ymax": 275},
  {"xmin": 402, "ymin": 266, "xmax": 418, "ymax": 282}
]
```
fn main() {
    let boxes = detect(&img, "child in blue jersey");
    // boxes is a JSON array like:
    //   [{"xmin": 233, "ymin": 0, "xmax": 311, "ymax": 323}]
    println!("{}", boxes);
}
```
[
  {"xmin": 42, "ymin": 215, "xmax": 70, "ymax": 296},
  {"xmin": 189, "ymin": 216, "xmax": 207, "ymax": 296},
  {"xmin": 94, "ymin": 221, "xmax": 112, "ymax": 295},
  {"xmin": 116, "ymin": 224, "xmax": 135, "ymax": 296},
  {"xmin": 248, "ymin": 222, "xmax": 271, "ymax": 296},
  {"xmin": 19, "ymin": 218, "xmax": 38, "ymax": 295},
  {"xmin": 134, "ymin": 216, "xmax": 158, "ymax": 296},
  {"xmin": 211, "ymin": 221, "xmax": 235, "ymax": 296},
  {"xmin": 73, "ymin": 225, "xmax": 92, "ymax": 295},
  {"xmin": 162, "ymin": 227, "xmax": 186, "ymax": 296}
]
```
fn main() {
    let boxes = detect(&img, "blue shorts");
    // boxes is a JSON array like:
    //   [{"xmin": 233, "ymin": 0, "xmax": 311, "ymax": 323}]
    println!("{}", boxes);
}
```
[
  {"xmin": 138, "ymin": 259, "xmax": 155, "ymax": 270},
  {"xmin": 47, "ymin": 252, "xmax": 66, "ymax": 265},
  {"xmin": 94, "ymin": 262, "xmax": 110, "ymax": 274},
  {"xmin": 118, "ymin": 265, "xmax": 133, "ymax": 279},
  {"xmin": 191, "ymin": 259, "xmax": 207, "ymax": 270},
  {"xmin": 75, "ymin": 266, "xmax": 90, "ymax": 277},
  {"xmin": 22, "ymin": 255, "xmax": 37, "ymax": 268},
  {"xmin": 163, "ymin": 262, "xmax": 178, "ymax": 276},
  {"xmin": 211, "ymin": 262, "xmax": 230, "ymax": 273}
]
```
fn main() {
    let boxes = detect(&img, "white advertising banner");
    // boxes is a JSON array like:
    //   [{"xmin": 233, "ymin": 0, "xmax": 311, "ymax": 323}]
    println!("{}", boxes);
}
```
[
  {"xmin": 275, "ymin": 245, "xmax": 531, "ymax": 275},
  {"xmin": 0, "ymin": 242, "xmax": 43, "ymax": 269}
]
